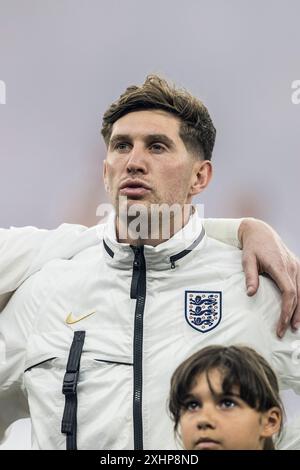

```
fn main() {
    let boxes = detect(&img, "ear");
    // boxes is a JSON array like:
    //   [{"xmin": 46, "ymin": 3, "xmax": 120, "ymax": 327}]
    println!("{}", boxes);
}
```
[
  {"xmin": 103, "ymin": 160, "xmax": 109, "ymax": 192},
  {"xmin": 260, "ymin": 407, "xmax": 282, "ymax": 441},
  {"xmin": 189, "ymin": 160, "xmax": 212, "ymax": 197}
]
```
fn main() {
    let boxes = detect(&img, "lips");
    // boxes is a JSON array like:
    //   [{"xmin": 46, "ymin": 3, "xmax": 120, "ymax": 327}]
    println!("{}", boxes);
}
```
[
  {"xmin": 119, "ymin": 179, "xmax": 151, "ymax": 198},
  {"xmin": 119, "ymin": 179, "xmax": 151, "ymax": 190},
  {"xmin": 194, "ymin": 437, "xmax": 221, "ymax": 450}
]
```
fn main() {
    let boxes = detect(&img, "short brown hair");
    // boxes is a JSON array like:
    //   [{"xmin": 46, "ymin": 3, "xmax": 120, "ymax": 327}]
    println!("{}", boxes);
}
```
[
  {"xmin": 169, "ymin": 345, "xmax": 284, "ymax": 450},
  {"xmin": 101, "ymin": 74, "xmax": 216, "ymax": 160}
]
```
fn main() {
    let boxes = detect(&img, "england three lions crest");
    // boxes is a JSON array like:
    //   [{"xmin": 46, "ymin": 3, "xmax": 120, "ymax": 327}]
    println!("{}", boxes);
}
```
[{"xmin": 185, "ymin": 291, "xmax": 222, "ymax": 333}]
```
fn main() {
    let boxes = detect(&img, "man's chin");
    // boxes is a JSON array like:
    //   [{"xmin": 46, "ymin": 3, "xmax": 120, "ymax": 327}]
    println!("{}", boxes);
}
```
[{"xmin": 118, "ymin": 198, "xmax": 151, "ymax": 214}]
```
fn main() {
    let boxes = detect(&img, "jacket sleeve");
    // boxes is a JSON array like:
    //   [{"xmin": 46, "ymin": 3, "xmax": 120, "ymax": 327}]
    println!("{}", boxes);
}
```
[
  {"xmin": 0, "ymin": 223, "xmax": 90, "ymax": 311},
  {"xmin": 0, "ymin": 275, "xmax": 38, "ymax": 442},
  {"xmin": 251, "ymin": 275, "xmax": 300, "ymax": 394},
  {"xmin": 0, "ymin": 265, "xmax": 48, "ymax": 444},
  {"xmin": 203, "ymin": 218, "xmax": 243, "ymax": 249},
  {"xmin": 276, "ymin": 415, "xmax": 300, "ymax": 450},
  {"xmin": 271, "ymin": 325, "xmax": 300, "ymax": 450},
  {"xmin": 261, "ymin": 281, "xmax": 300, "ymax": 395},
  {"xmin": 254, "ymin": 276, "xmax": 300, "ymax": 449},
  {"xmin": 270, "ymin": 325, "xmax": 300, "ymax": 399}
]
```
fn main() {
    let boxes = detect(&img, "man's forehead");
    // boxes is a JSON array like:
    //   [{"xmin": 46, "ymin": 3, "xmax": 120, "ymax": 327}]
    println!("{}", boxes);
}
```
[{"xmin": 110, "ymin": 109, "xmax": 181, "ymax": 140}]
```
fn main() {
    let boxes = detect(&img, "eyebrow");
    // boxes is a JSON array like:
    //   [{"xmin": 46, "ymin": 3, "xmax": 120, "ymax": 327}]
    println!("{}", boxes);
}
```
[{"xmin": 109, "ymin": 133, "xmax": 176, "ymax": 150}]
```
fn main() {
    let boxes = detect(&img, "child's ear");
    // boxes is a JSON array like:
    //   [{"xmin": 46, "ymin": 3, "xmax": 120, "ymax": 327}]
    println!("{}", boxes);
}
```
[{"xmin": 260, "ymin": 407, "xmax": 282, "ymax": 440}]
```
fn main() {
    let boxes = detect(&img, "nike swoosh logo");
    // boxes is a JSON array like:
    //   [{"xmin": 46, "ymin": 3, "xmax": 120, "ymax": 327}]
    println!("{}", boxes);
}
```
[{"xmin": 65, "ymin": 311, "xmax": 97, "ymax": 325}]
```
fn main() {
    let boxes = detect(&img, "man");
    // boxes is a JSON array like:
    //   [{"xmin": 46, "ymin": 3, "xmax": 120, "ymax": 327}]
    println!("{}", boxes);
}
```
[{"xmin": 0, "ymin": 75, "xmax": 299, "ymax": 450}]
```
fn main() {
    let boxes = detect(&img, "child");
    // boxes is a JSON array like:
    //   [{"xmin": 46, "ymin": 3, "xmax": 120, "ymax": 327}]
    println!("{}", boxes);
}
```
[{"xmin": 169, "ymin": 345, "xmax": 283, "ymax": 450}]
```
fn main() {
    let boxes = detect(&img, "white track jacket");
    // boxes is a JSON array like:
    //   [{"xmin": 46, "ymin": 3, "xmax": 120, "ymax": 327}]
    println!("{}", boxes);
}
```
[{"xmin": 0, "ymin": 213, "xmax": 299, "ymax": 449}]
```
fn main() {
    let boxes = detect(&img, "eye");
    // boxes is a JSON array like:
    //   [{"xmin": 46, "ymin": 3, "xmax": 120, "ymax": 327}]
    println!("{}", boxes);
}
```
[
  {"xmin": 219, "ymin": 398, "xmax": 237, "ymax": 409},
  {"xmin": 114, "ymin": 142, "xmax": 131, "ymax": 152},
  {"xmin": 184, "ymin": 400, "xmax": 200, "ymax": 411},
  {"xmin": 149, "ymin": 143, "xmax": 166, "ymax": 153}
]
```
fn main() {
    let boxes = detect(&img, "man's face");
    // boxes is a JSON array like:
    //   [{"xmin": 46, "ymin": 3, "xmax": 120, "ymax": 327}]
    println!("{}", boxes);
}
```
[{"xmin": 103, "ymin": 110, "xmax": 208, "ymax": 213}]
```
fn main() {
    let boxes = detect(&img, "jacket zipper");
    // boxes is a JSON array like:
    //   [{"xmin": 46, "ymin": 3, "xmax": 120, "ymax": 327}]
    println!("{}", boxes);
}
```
[{"xmin": 130, "ymin": 245, "xmax": 146, "ymax": 450}]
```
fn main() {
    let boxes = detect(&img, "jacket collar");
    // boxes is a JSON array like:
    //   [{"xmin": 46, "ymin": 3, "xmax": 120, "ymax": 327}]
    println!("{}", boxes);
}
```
[{"xmin": 102, "ymin": 207, "xmax": 206, "ymax": 270}]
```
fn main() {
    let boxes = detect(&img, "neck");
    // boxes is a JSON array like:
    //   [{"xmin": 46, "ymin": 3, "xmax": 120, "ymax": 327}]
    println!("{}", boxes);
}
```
[{"xmin": 116, "ymin": 204, "xmax": 194, "ymax": 246}]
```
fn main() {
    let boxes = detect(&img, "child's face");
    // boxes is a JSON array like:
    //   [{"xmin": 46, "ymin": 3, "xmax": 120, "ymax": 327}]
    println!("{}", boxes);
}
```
[{"xmin": 179, "ymin": 368, "xmax": 280, "ymax": 450}]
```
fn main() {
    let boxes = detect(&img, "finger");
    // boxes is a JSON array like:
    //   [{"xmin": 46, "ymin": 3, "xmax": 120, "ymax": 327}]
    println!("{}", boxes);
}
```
[
  {"xmin": 291, "ymin": 265, "xmax": 300, "ymax": 330},
  {"xmin": 272, "ymin": 272, "xmax": 297, "ymax": 337},
  {"xmin": 277, "ymin": 290, "xmax": 297, "ymax": 337},
  {"xmin": 242, "ymin": 254, "xmax": 259, "ymax": 296}
]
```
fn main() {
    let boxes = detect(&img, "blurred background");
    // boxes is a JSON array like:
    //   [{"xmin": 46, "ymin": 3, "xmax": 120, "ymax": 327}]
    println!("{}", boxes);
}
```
[{"xmin": 0, "ymin": 0, "xmax": 299, "ymax": 450}]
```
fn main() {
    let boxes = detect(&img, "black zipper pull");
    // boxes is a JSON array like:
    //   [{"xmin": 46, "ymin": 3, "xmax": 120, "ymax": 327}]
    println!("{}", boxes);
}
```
[{"xmin": 130, "ymin": 246, "xmax": 142, "ymax": 299}]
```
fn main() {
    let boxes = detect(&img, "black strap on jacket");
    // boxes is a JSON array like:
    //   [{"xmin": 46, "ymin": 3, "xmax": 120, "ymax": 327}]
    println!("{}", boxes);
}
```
[{"xmin": 61, "ymin": 330, "xmax": 86, "ymax": 450}]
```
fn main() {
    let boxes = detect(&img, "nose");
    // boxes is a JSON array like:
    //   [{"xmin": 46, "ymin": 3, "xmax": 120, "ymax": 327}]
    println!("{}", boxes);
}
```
[
  {"xmin": 196, "ymin": 420, "xmax": 215, "ymax": 431},
  {"xmin": 126, "ymin": 145, "xmax": 148, "ymax": 175},
  {"xmin": 196, "ymin": 407, "xmax": 216, "ymax": 431}
]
